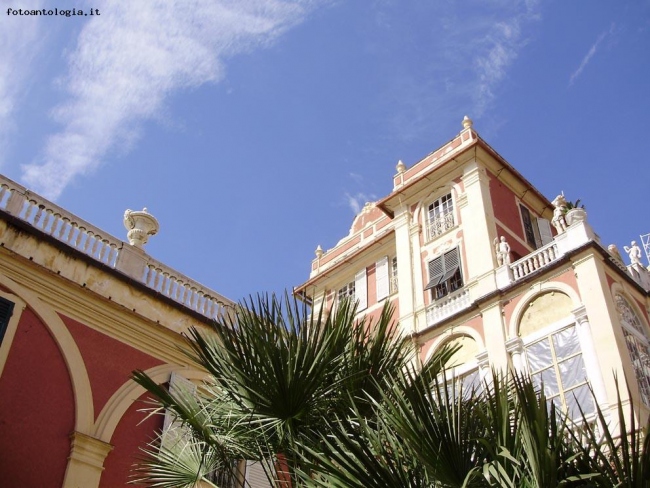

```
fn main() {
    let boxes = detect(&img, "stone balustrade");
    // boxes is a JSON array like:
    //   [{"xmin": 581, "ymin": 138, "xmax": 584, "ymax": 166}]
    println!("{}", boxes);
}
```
[
  {"xmin": 509, "ymin": 241, "xmax": 560, "ymax": 280},
  {"xmin": 0, "ymin": 174, "xmax": 232, "ymax": 319},
  {"xmin": 143, "ymin": 260, "xmax": 229, "ymax": 319},
  {"xmin": 0, "ymin": 181, "xmax": 121, "ymax": 267},
  {"xmin": 426, "ymin": 288, "xmax": 471, "ymax": 327}
]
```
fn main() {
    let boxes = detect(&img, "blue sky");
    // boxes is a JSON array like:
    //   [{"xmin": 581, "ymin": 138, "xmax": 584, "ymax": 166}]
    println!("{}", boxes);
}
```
[{"xmin": 2, "ymin": 0, "xmax": 649, "ymax": 301}]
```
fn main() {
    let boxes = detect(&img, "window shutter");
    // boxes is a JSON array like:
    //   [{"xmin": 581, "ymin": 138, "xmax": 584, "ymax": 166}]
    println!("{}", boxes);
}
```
[
  {"xmin": 161, "ymin": 372, "xmax": 197, "ymax": 449},
  {"xmin": 0, "ymin": 297, "xmax": 15, "ymax": 345},
  {"xmin": 375, "ymin": 256, "xmax": 389, "ymax": 301},
  {"xmin": 439, "ymin": 248, "xmax": 460, "ymax": 283},
  {"xmin": 355, "ymin": 269, "xmax": 367, "ymax": 311},
  {"xmin": 425, "ymin": 257, "xmax": 444, "ymax": 290},
  {"xmin": 245, "ymin": 461, "xmax": 273, "ymax": 488},
  {"xmin": 537, "ymin": 218, "xmax": 553, "ymax": 245}
]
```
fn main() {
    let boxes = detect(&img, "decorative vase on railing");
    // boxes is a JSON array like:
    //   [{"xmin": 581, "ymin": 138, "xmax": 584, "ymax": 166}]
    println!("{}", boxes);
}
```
[
  {"xmin": 123, "ymin": 208, "xmax": 159, "ymax": 249},
  {"xmin": 565, "ymin": 207, "xmax": 587, "ymax": 226}
]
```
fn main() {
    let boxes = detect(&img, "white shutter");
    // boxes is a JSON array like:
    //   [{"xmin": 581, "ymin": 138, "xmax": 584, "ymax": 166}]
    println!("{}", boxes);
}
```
[
  {"xmin": 375, "ymin": 256, "xmax": 389, "ymax": 302},
  {"xmin": 245, "ymin": 460, "xmax": 273, "ymax": 488},
  {"xmin": 161, "ymin": 372, "xmax": 197, "ymax": 449},
  {"xmin": 537, "ymin": 218, "xmax": 553, "ymax": 245},
  {"xmin": 355, "ymin": 268, "xmax": 367, "ymax": 311}
]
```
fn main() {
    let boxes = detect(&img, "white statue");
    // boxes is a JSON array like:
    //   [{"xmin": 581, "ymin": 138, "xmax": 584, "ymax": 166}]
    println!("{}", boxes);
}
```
[
  {"xmin": 551, "ymin": 194, "xmax": 568, "ymax": 234},
  {"xmin": 624, "ymin": 241, "xmax": 643, "ymax": 266},
  {"xmin": 494, "ymin": 236, "xmax": 511, "ymax": 266}
]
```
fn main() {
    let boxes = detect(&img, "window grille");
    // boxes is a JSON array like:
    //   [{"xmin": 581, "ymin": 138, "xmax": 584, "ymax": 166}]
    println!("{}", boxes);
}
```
[{"xmin": 427, "ymin": 193, "xmax": 455, "ymax": 240}]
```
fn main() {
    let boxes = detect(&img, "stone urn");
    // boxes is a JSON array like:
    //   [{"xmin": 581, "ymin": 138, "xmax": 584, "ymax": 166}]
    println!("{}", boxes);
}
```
[
  {"xmin": 565, "ymin": 207, "xmax": 587, "ymax": 226},
  {"xmin": 123, "ymin": 208, "xmax": 159, "ymax": 249}
]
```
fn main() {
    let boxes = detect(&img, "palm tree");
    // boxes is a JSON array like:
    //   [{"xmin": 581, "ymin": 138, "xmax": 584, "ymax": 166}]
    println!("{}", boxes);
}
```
[
  {"xmin": 131, "ymin": 293, "xmax": 445, "ymax": 487},
  {"xmin": 132, "ymin": 293, "xmax": 650, "ymax": 487}
]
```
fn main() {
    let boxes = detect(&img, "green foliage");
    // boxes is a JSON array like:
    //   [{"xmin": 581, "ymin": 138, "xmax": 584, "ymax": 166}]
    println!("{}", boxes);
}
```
[{"xmin": 132, "ymin": 294, "xmax": 650, "ymax": 488}]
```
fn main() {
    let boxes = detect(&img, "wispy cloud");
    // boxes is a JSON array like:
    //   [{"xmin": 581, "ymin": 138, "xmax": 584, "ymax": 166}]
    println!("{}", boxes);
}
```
[
  {"xmin": 569, "ymin": 23, "xmax": 615, "ymax": 86},
  {"xmin": 345, "ymin": 192, "xmax": 376, "ymax": 215},
  {"xmin": 22, "ymin": 0, "xmax": 328, "ymax": 200},
  {"xmin": 375, "ymin": 0, "xmax": 541, "ymax": 142},
  {"xmin": 0, "ymin": 1, "xmax": 45, "ymax": 164}
]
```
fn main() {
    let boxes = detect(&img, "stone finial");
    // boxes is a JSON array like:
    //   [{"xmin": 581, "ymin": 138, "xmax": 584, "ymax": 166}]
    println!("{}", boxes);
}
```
[
  {"xmin": 315, "ymin": 245, "xmax": 324, "ymax": 259},
  {"xmin": 123, "ymin": 207, "xmax": 159, "ymax": 249},
  {"xmin": 607, "ymin": 244, "xmax": 624, "ymax": 263},
  {"xmin": 462, "ymin": 115, "xmax": 473, "ymax": 129},
  {"xmin": 396, "ymin": 160, "xmax": 406, "ymax": 173}
]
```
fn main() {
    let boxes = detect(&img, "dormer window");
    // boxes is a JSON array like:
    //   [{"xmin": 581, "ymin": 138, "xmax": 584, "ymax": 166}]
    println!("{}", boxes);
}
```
[{"xmin": 427, "ymin": 193, "xmax": 454, "ymax": 240}]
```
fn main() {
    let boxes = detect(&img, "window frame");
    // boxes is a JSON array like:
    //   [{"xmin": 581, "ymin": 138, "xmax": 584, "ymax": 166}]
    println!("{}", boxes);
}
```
[
  {"xmin": 521, "ymin": 320, "xmax": 594, "ymax": 420},
  {"xmin": 426, "ymin": 192, "xmax": 455, "ymax": 241},
  {"xmin": 614, "ymin": 293, "xmax": 650, "ymax": 407},
  {"xmin": 425, "ymin": 247, "xmax": 463, "ymax": 301}
]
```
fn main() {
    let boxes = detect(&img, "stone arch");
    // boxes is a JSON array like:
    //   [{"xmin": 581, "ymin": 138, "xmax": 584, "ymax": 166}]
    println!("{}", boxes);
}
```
[
  {"xmin": 508, "ymin": 281, "xmax": 581, "ymax": 339},
  {"xmin": 93, "ymin": 364, "xmax": 208, "ymax": 443},
  {"xmin": 423, "ymin": 325, "xmax": 485, "ymax": 365},
  {"xmin": 0, "ymin": 272, "xmax": 94, "ymax": 434},
  {"xmin": 610, "ymin": 282, "xmax": 650, "ymax": 333}
]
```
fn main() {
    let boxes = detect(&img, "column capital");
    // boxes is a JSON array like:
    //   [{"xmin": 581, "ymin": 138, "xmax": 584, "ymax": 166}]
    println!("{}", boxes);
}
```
[
  {"xmin": 571, "ymin": 305, "xmax": 588, "ymax": 324},
  {"xmin": 63, "ymin": 432, "xmax": 113, "ymax": 488}
]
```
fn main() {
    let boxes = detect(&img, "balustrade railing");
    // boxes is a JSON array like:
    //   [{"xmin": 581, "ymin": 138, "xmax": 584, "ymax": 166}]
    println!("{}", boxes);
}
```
[
  {"xmin": 427, "ymin": 212, "xmax": 455, "ymax": 240},
  {"xmin": 0, "ymin": 174, "xmax": 231, "ymax": 319},
  {"xmin": 0, "ymin": 180, "xmax": 121, "ymax": 267},
  {"xmin": 510, "ymin": 241, "xmax": 560, "ymax": 281},
  {"xmin": 426, "ymin": 288, "xmax": 471, "ymax": 327}
]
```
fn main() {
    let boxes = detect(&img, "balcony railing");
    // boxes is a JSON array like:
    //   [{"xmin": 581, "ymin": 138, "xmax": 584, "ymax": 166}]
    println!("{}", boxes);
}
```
[
  {"xmin": 426, "ymin": 288, "xmax": 471, "ymax": 327},
  {"xmin": 510, "ymin": 241, "xmax": 560, "ymax": 281},
  {"xmin": 427, "ymin": 212, "xmax": 455, "ymax": 240},
  {"xmin": 0, "ymin": 174, "xmax": 232, "ymax": 319}
]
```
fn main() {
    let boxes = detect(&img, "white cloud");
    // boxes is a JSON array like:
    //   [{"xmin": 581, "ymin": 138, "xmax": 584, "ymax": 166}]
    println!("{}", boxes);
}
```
[
  {"xmin": 569, "ymin": 23, "xmax": 615, "ymax": 86},
  {"xmin": 0, "ymin": 1, "xmax": 45, "ymax": 164},
  {"xmin": 345, "ymin": 192, "xmax": 375, "ymax": 215},
  {"xmin": 22, "ymin": 0, "xmax": 328, "ymax": 200}
]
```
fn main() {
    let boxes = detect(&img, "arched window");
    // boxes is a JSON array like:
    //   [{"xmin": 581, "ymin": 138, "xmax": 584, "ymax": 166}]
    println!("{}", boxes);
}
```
[
  {"xmin": 615, "ymin": 294, "xmax": 650, "ymax": 407},
  {"xmin": 518, "ymin": 292, "xmax": 594, "ymax": 419},
  {"xmin": 440, "ymin": 335, "xmax": 481, "ymax": 396}
]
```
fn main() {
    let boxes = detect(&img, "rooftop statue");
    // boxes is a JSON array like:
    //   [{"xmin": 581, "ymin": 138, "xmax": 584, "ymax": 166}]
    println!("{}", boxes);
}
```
[
  {"xmin": 494, "ymin": 236, "xmax": 512, "ymax": 266},
  {"xmin": 551, "ymin": 193, "xmax": 568, "ymax": 234},
  {"xmin": 624, "ymin": 241, "xmax": 643, "ymax": 266}
]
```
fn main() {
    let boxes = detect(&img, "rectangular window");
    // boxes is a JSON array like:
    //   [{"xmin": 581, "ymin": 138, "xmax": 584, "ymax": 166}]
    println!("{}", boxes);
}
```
[
  {"xmin": 425, "ymin": 248, "xmax": 463, "ymax": 300},
  {"xmin": 0, "ymin": 297, "xmax": 15, "ymax": 345},
  {"xmin": 427, "ymin": 193, "xmax": 455, "ymax": 240},
  {"xmin": 390, "ymin": 257, "xmax": 399, "ymax": 294},
  {"xmin": 524, "ymin": 324, "xmax": 594, "ymax": 420},
  {"xmin": 337, "ymin": 281, "xmax": 355, "ymax": 303},
  {"xmin": 520, "ymin": 204, "xmax": 537, "ymax": 248}
]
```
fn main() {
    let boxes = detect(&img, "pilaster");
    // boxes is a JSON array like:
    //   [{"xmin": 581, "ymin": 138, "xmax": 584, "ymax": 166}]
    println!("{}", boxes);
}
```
[
  {"xmin": 481, "ymin": 302, "xmax": 508, "ymax": 371},
  {"xmin": 394, "ymin": 206, "xmax": 416, "ymax": 334},
  {"xmin": 62, "ymin": 431, "xmax": 113, "ymax": 488},
  {"xmin": 460, "ymin": 161, "xmax": 497, "ymax": 297}
]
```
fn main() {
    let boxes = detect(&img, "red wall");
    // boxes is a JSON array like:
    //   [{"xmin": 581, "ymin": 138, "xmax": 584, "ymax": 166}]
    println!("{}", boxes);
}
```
[
  {"xmin": 100, "ymin": 391, "xmax": 164, "ymax": 487},
  {"xmin": 0, "ymin": 307, "xmax": 75, "ymax": 488},
  {"xmin": 62, "ymin": 314, "xmax": 163, "ymax": 419}
]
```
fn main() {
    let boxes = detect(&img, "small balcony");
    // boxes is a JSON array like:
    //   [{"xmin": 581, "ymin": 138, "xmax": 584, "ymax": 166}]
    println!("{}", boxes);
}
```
[
  {"xmin": 510, "ymin": 241, "xmax": 560, "ymax": 280},
  {"xmin": 427, "ymin": 213, "xmax": 455, "ymax": 241},
  {"xmin": 426, "ymin": 288, "xmax": 471, "ymax": 327}
]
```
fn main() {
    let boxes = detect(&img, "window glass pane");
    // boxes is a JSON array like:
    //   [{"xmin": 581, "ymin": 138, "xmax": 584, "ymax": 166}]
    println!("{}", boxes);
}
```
[
  {"xmin": 565, "ymin": 384, "xmax": 595, "ymax": 418},
  {"xmin": 538, "ymin": 367, "xmax": 559, "ymax": 397},
  {"xmin": 552, "ymin": 325, "xmax": 581, "ymax": 359},
  {"xmin": 526, "ymin": 338, "xmax": 553, "ymax": 372},
  {"xmin": 558, "ymin": 355, "xmax": 587, "ymax": 389}
]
